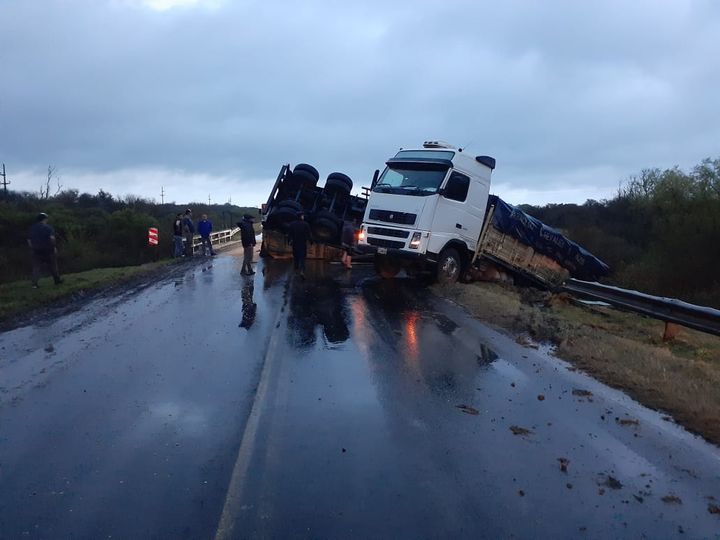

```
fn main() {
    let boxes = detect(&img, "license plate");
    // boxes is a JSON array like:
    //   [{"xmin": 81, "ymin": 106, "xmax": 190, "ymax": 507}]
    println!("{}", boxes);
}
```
[{"xmin": 377, "ymin": 247, "xmax": 387, "ymax": 254}]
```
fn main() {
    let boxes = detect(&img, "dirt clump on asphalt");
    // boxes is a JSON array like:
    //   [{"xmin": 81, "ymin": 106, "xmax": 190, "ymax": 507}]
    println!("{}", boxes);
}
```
[
  {"xmin": 456, "ymin": 404, "xmax": 480, "ymax": 415},
  {"xmin": 509, "ymin": 425, "xmax": 533, "ymax": 436},
  {"xmin": 598, "ymin": 474, "xmax": 623, "ymax": 490},
  {"xmin": 436, "ymin": 281, "xmax": 720, "ymax": 446}
]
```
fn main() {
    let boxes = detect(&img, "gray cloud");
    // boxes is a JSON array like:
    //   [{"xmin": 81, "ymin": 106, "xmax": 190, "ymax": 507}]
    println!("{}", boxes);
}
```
[{"xmin": 1, "ymin": 0, "xmax": 719, "ymax": 205}]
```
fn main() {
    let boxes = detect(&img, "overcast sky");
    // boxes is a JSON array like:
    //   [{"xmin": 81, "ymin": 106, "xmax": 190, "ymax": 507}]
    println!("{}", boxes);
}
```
[{"xmin": 1, "ymin": 0, "xmax": 719, "ymax": 207}]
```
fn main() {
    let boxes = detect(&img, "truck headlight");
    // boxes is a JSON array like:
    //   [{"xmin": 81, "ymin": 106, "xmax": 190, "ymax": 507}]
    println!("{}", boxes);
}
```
[{"xmin": 409, "ymin": 232, "xmax": 422, "ymax": 249}]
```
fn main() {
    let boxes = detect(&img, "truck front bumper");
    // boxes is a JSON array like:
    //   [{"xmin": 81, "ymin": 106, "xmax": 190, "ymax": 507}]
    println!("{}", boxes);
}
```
[{"xmin": 356, "ymin": 243, "xmax": 431, "ymax": 262}]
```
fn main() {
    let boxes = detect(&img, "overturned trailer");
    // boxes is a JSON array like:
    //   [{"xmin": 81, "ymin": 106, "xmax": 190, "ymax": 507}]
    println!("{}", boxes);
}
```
[{"xmin": 260, "ymin": 163, "xmax": 369, "ymax": 260}]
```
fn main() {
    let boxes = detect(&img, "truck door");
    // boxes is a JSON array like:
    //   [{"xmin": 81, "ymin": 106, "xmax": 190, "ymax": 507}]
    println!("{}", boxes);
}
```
[{"xmin": 431, "ymin": 170, "xmax": 483, "ymax": 251}]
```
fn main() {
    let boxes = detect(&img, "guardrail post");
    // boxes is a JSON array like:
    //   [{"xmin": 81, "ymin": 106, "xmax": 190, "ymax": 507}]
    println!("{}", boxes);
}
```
[{"xmin": 663, "ymin": 322, "xmax": 680, "ymax": 342}]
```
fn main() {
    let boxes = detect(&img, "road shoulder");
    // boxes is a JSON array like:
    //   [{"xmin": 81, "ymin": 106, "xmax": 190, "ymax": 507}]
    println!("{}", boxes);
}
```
[{"xmin": 433, "ymin": 281, "xmax": 720, "ymax": 446}]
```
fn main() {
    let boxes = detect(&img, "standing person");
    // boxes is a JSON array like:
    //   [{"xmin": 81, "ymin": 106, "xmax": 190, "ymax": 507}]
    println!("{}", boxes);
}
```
[
  {"xmin": 182, "ymin": 209, "xmax": 195, "ymax": 257},
  {"xmin": 27, "ymin": 212, "xmax": 63, "ymax": 287},
  {"xmin": 341, "ymin": 221, "xmax": 355, "ymax": 269},
  {"xmin": 198, "ymin": 214, "xmax": 215, "ymax": 256},
  {"xmin": 239, "ymin": 214, "xmax": 257, "ymax": 275},
  {"xmin": 172, "ymin": 213, "xmax": 184, "ymax": 258},
  {"xmin": 287, "ymin": 212, "xmax": 313, "ymax": 278}
]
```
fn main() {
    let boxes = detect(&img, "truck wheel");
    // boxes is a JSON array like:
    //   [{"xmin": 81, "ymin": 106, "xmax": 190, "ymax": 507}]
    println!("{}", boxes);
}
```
[
  {"xmin": 312, "ymin": 217, "xmax": 340, "ymax": 241},
  {"xmin": 293, "ymin": 163, "xmax": 319, "ymax": 181},
  {"xmin": 327, "ymin": 172, "xmax": 353, "ymax": 191},
  {"xmin": 436, "ymin": 247, "xmax": 461, "ymax": 285},
  {"xmin": 374, "ymin": 255, "xmax": 400, "ymax": 279},
  {"xmin": 285, "ymin": 169, "xmax": 317, "ymax": 190},
  {"xmin": 267, "ymin": 207, "xmax": 298, "ymax": 228},
  {"xmin": 324, "ymin": 176, "xmax": 352, "ymax": 197},
  {"xmin": 278, "ymin": 200, "xmax": 303, "ymax": 212}
]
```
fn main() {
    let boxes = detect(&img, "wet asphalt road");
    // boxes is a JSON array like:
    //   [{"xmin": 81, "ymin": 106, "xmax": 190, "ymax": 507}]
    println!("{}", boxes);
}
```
[{"xmin": 1, "ymin": 247, "xmax": 719, "ymax": 539}]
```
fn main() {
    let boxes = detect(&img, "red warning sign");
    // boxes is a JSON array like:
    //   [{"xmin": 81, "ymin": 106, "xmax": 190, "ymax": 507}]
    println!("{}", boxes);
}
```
[{"xmin": 148, "ymin": 227, "xmax": 159, "ymax": 246}]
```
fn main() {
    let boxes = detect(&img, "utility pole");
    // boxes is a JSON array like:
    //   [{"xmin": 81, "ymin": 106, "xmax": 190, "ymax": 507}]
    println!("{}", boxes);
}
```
[
  {"xmin": 0, "ymin": 163, "xmax": 9, "ymax": 197},
  {"xmin": 160, "ymin": 186, "xmax": 165, "ymax": 204},
  {"xmin": 208, "ymin": 194, "xmax": 211, "ymax": 205}
]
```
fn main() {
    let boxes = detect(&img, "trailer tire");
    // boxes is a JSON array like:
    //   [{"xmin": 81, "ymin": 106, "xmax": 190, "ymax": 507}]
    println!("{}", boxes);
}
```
[
  {"xmin": 267, "ymin": 207, "xmax": 298, "ymax": 228},
  {"xmin": 327, "ymin": 172, "xmax": 353, "ymax": 189},
  {"xmin": 293, "ymin": 163, "xmax": 319, "ymax": 181},
  {"xmin": 436, "ymin": 247, "xmax": 462, "ymax": 285},
  {"xmin": 313, "ymin": 208, "xmax": 342, "ymax": 222},
  {"xmin": 285, "ymin": 169, "xmax": 317, "ymax": 191},
  {"xmin": 277, "ymin": 200, "xmax": 303, "ymax": 212},
  {"xmin": 374, "ymin": 254, "xmax": 401, "ymax": 279},
  {"xmin": 324, "ymin": 176, "xmax": 352, "ymax": 197},
  {"xmin": 312, "ymin": 217, "xmax": 340, "ymax": 241}
]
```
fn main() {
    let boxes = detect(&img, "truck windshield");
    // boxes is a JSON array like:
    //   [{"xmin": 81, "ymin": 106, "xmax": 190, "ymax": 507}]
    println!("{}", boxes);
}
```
[{"xmin": 373, "ymin": 164, "xmax": 448, "ymax": 196}]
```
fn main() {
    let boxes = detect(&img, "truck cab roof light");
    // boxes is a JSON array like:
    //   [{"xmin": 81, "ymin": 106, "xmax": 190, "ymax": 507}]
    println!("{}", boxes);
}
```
[{"xmin": 423, "ymin": 140, "xmax": 455, "ymax": 149}]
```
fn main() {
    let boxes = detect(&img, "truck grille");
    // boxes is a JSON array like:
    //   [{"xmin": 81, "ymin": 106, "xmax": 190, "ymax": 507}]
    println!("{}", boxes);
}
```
[
  {"xmin": 366, "ymin": 226, "xmax": 410, "ymax": 238},
  {"xmin": 367, "ymin": 237, "xmax": 406, "ymax": 249},
  {"xmin": 368, "ymin": 209, "xmax": 417, "ymax": 226}
]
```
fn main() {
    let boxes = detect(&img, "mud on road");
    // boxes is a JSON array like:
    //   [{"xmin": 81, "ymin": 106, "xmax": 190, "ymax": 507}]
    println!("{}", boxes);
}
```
[{"xmin": 437, "ymin": 280, "xmax": 720, "ymax": 446}]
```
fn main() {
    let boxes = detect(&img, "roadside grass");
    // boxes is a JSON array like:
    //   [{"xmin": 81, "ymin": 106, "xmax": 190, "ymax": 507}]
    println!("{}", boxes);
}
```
[
  {"xmin": 437, "ymin": 281, "xmax": 720, "ymax": 446},
  {"xmin": 0, "ymin": 260, "xmax": 177, "ymax": 321}
]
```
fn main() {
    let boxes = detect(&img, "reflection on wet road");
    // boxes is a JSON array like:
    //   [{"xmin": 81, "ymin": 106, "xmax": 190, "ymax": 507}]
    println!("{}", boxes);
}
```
[
  {"xmin": 1, "ymin": 249, "xmax": 719, "ymax": 539},
  {"xmin": 222, "ymin": 261, "xmax": 720, "ymax": 539}
]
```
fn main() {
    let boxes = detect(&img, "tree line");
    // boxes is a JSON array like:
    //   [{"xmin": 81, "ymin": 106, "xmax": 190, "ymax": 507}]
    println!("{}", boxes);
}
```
[
  {"xmin": 520, "ymin": 157, "xmax": 720, "ymax": 308},
  {"xmin": 0, "ymin": 188, "xmax": 259, "ymax": 284}
]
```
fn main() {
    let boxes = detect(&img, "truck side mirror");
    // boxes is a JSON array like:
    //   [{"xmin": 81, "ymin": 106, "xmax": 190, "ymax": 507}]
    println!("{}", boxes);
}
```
[{"xmin": 371, "ymin": 169, "xmax": 380, "ymax": 188}]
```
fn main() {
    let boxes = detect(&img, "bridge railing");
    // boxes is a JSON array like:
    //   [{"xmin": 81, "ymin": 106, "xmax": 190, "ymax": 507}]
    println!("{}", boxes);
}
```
[{"xmin": 186, "ymin": 227, "xmax": 241, "ymax": 254}]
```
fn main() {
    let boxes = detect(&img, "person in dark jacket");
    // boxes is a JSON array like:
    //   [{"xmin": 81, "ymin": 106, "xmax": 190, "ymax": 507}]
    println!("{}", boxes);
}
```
[
  {"xmin": 182, "ymin": 209, "xmax": 195, "ymax": 257},
  {"xmin": 27, "ymin": 212, "xmax": 63, "ymax": 287},
  {"xmin": 239, "ymin": 214, "xmax": 256, "ymax": 275},
  {"xmin": 172, "ymin": 213, "xmax": 184, "ymax": 258},
  {"xmin": 197, "ymin": 214, "xmax": 215, "ymax": 256},
  {"xmin": 287, "ymin": 212, "xmax": 313, "ymax": 278}
]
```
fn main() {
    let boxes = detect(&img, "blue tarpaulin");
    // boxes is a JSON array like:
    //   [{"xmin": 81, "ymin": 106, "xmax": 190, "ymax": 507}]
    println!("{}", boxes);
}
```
[{"xmin": 488, "ymin": 195, "xmax": 610, "ymax": 281}]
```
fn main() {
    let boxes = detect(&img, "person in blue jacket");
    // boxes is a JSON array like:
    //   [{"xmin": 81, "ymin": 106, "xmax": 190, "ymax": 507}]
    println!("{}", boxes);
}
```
[{"xmin": 198, "ymin": 214, "xmax": 215, "ymax": 256}]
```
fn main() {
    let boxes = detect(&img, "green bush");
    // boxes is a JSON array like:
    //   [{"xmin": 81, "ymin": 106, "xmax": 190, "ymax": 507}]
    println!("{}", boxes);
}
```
[{"xmin": 0, "ymin": 190, "xmax": 260, "ymax": 283}]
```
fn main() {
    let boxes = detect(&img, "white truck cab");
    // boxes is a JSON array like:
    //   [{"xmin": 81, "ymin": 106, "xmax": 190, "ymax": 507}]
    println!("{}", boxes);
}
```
[{"xmin": 358, "ymin": 141, "xmax": 496, "ymax": 283}]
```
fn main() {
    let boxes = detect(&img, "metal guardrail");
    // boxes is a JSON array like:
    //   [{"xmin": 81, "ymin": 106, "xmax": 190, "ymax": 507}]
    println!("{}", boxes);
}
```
[
  {"xmin": 562, "ymin": 279, "xmax": 720, "ymax": 337},
  {"xmin": 189, "ymin": 227, "xmax": 241, "ymax": 253}
]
